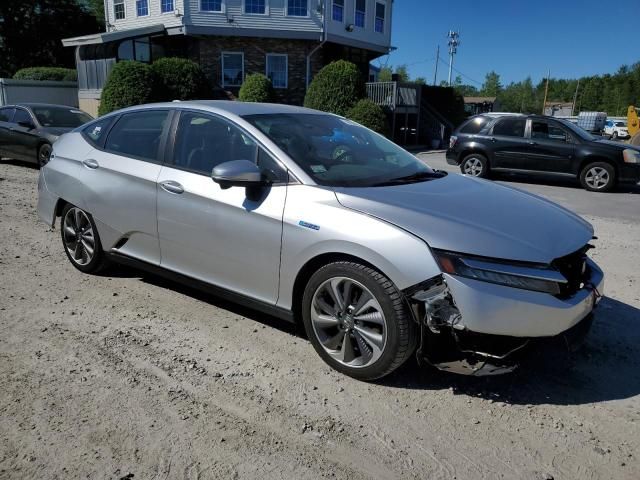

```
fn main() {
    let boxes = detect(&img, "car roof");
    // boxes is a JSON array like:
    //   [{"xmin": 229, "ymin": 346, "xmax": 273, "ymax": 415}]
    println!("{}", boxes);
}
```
[
  {"xmin": 113, "ymin": 100, "xmax": 325, "ymax": 117},
  {"xmin": 8, "ymin": 103, "xmax": 82, "ymax": 110}
]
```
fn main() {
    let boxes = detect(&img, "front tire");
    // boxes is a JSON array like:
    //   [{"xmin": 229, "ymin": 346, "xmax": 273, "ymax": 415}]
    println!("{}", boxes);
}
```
[
  {"xmin": 460, "ymin": 153, "xmax": 489, "ymax": 178},
  {"xmin": 60, "ymin": 204, "xmax": 107, "ymax": 273},
  {"xmin": 302, "ymin": 261, "xmax": 416, "ymax": 381},
  {"xmin": 611, "ymin": 131, "xmax": 618, "ymax": 140},
  {"xmin": 579, "ymin": 162, "xmax": 615, "ymax": 192},
  {"xmin": 38, "ymin": 143, "xmax": 52, "ymax": 167}
]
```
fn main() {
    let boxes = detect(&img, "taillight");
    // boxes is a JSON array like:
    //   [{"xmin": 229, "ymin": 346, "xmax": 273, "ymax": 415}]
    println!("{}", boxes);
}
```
[{"xmin": 449, "ymin": 135, "xmax": 458, "ymax": 149}]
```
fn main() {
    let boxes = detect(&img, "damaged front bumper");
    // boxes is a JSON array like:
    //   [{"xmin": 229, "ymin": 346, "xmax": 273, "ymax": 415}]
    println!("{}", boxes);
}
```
[{"xmin": 405, "ymin": 259, "xmax": 604, "ymax": 376}]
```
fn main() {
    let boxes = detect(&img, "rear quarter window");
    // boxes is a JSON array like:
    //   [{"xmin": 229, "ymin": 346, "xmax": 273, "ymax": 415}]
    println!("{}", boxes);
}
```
[
  {"xmin": 83, "ymin": 117, "xmax": 114, "ymax": 147},
  {"xmin": 459, "ymin": 116, "xmax": 490, "ymax": 134}
]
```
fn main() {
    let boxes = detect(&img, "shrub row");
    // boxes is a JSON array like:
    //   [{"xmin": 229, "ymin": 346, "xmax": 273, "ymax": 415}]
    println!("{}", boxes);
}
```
[
  {"xmin": 99, "ymin": 57, "xmax": 209, "ymax": 115},
  {"xmin": 13, "ymin": 67, "xmax": 77, "ymax": 82}
]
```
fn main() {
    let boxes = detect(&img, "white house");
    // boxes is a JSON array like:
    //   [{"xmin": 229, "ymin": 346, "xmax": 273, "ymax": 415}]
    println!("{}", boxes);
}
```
[{"xmin": 62, "ymin": 0, "xmax": 394, "ymax": 115}]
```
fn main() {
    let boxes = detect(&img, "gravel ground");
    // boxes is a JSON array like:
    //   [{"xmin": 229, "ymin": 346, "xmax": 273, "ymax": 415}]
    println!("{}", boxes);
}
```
[{"xmin": 1, "ymin": 160, "xmax": 639, "ymax": 480}]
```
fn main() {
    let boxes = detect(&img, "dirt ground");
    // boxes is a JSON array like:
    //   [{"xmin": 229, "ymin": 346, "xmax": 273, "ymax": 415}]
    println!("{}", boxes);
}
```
[{"xmin": 1, "ymin": 160, "xmax": 639, "ymax": 480}]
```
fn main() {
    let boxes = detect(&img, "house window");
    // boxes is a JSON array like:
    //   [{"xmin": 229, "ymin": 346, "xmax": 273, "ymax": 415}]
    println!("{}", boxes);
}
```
[
  {"xmin": 136, "ymin": 0, "xmax": 149, "ymax": 16},
  {"xmin": 287, "ymin": 0, "xmax": 308, "ymax": 16},
  {"xmin": 355, "ymin": 0, "xmax": 366, "ymax": 27},
  {"xmin": 222, "ymin": 52, "xmax": 244, "ymax": 87},
  {"xmin": 114, "ymin": 0, "xmax": 125, "ymax": 19},
  {"xmin": 161, "ymin": 0, "xmax": 174, "ymax": 13},
  {"xmin": 266, "ymin": 54, "xmax": 287, "ymax": 89},
  {"xmin": 375, "ymin": 2, "xmax": 385, "ymax": 33},
  {"xmin": 332, "ymin": 0, "xmax": 344, "ymax": 22},
  {"xmin": 245, "ymin": 0, "xmax": 266, "ymax": 14},
  {"xmin": 201, "ymin": 0, "xmax": 223, "ymax": 12}
]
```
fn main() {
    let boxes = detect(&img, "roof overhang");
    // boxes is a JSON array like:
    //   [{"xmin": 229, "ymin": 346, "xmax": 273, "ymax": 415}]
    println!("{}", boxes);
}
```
[
  {"xmin": 325, "ymin": 33, "xmax": 391, "ymax": 55},
  {"xmin": 61, "ymin": 24, "xmax": 167, "ymax": 47}
]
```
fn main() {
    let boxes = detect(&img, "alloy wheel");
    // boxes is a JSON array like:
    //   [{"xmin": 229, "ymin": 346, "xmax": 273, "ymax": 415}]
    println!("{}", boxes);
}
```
[
  {"xmin": 584, "ymin": 167, "xmax": 610, "ymax": 190},
  {"xmin": 62, "ymin": 208, "xmax": 96, "ymax": 266},
  {"xmin": 463, "ymin": 157, "xmax": 483, "ymax": 176},
  {"xmin": 310, "ymin": 277, "xmax": 387, "ymax": 368}
]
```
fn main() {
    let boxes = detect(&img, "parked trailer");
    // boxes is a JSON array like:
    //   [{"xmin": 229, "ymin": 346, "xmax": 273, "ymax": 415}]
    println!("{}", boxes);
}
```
[{"xmin": 576, "ymin": 111, "xmax": 607, "ymax": 133}]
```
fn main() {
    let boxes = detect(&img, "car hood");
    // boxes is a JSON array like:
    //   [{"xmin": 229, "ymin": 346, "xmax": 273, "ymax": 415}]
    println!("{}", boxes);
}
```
[{"xmin": 334, "ymin": 174, "xmax": 594, "ymax": 264}]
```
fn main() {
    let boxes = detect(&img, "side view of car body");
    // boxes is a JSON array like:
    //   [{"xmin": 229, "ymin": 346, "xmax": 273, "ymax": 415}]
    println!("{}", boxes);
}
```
[
  {"xmin": 38, "ymin": 101, "xmax": 604, "ymax": 379},
  {"xmin": 603, "ymin": 120, "xmax": 630, "ymax": 140},
  {"xmin": 0, "ymin": 103, "xmax": 93, "ymax": 166},
  {"xmin": 446, "ymin": 114, "xmax": 640, "ymax": 192}
]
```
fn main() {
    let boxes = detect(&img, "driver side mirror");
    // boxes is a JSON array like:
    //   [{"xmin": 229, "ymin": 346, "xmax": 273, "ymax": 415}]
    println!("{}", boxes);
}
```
[
  {"xmin": 211, "ymin": 160, "xmax": 270, "ymax": 189},
  {"xmin": 17, "ymin": 120, "xmax": 34, "ymax": 129}
]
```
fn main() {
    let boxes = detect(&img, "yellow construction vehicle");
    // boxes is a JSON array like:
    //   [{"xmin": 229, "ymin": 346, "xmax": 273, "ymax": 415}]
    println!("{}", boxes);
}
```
[{"xmin": 628, "ymin": 105, "xmax": 640, "ymax": 146}]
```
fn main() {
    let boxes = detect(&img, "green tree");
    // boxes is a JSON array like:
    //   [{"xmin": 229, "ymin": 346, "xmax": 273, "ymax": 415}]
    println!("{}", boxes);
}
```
[
  {"xmin": 378, "ymin": 66, "xmax": 392, "ymax": 82},
  {"xmin": 480, "ymin": 71, "xmax": 502, "ymax": 97},
  {"xmin": 238, "ymin": 73, "xmax": 275, "ymax": 103},
  {"xmin": 0, "ymin": 0, "xmax": 102, "ymax": 77},
  {"xmin": 304, "ymin": 60, "xmax": 365, "ymax": 116}
]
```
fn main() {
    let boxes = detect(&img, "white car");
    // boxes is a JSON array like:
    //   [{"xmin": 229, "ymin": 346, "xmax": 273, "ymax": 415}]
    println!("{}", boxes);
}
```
[{"xmin": 604, "ymin": 120, "xmax": 630, "ymax": 140}]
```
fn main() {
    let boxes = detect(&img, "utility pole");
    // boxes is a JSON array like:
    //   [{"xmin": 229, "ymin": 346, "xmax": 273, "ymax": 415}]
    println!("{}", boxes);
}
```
[
  {"xmin": 571, "ymin": 78, "xmax": 580, "ymax": 116},
  {"xmin": 433, "ymin": 45, "xmax": 440, "ymax": 85},
  {"xmin": 541, "ymin": 69, "xmax": 550, "ymax": 115},
  {"xmin": 447, "ymin": 30, "xmax": 460, "ymax": 86}
]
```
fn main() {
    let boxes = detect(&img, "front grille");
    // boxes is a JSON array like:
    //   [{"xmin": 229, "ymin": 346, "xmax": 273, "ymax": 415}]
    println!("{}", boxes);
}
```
[{"xmin": 552, "ymin": 245, "xmax": 591, "ymax": 298}]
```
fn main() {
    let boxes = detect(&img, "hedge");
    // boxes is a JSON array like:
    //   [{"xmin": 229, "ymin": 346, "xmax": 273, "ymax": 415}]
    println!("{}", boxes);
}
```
[
  {"xmin": 98, "ymin": 61, "xmax": 155, "ymax": 116},
  {"xmin": 13, "ymin": 67, "xmax": 77, "ymax": 82},
  {"xmin": 346, "ymin": 99, "xmax": 389, "ymax": 135},
  {"xmin": 151, "ymin": 57, "xmax": 208, "ymax": 101},
  {"xmin": 304, "ymin": 60, "xmax": 365, "ymax": 116},
  {"xmin": 239, "ymin": 73, "xmax": 275, "ymax": 103}
]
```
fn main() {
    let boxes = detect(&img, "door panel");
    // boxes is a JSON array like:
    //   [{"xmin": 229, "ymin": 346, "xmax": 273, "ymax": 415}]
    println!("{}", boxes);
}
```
[
  {"xmin": 10, "ymin": 108, "xmax": 39, "ymax": 161},
  {"xmin": 488, "ymin": 117, "xmax": 528, "ymax": 168},
  {"xmin": 0, "ymin": 108, "xmax": 16, "ymax": 157},
  {"xmin": 157, "ymin": 166, "xmax": 287, "ymax": 304},
  {"xmin": 521, "ymin": 120, "xmax": 574, "ymax": 173},
  {"xmin": 84, "ymin": 148, "xmax": 163, "ymax": 264}
]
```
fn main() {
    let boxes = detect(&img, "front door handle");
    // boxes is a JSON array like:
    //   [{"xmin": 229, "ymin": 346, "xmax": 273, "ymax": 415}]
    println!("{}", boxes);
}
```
[
  {"xmin": 160, "ymin": 180, "xmax": 184, "ymax": 194},
  {"xmin": 82, "ymin": 158, "xmax": 99, "ymax": 169},
  {"xmin": 528, "ymin": 141, "xmax": 538, "ymax": 146}
]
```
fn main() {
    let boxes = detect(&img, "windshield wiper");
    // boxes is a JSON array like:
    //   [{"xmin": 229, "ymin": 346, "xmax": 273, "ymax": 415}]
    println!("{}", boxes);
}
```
[{"xmin": 372, "ymin": 170, "xmax": 446, "ymax": 187}]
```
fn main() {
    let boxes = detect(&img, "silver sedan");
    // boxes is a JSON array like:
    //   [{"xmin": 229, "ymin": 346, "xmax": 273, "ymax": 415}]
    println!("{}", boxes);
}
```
[{"xmin": 37, "ymin": 101, "xmax": 604, "ymax": 380}]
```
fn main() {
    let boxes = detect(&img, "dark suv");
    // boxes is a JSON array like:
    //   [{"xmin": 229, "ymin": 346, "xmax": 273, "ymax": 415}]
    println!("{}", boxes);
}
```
[{"xmin": 446, "ymin": 114, "xmax": 640, "ymax": 192}]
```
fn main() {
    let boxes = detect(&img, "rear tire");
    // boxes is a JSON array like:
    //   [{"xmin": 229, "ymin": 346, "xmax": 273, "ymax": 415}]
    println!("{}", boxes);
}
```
[
  {"xmin": 60, "ymin": 204, "xmax": 108, "ymax": 273},
  {"xmin": 302, "ymin": 261, "xmax": 416, "ymax": 381},
  {"xmin": 579, "ymin": 162, "xmax": 615, "ymax": 192},
  {"xmin": 460, "ymin": 153, "xmax": 489, "ymax": 178}
]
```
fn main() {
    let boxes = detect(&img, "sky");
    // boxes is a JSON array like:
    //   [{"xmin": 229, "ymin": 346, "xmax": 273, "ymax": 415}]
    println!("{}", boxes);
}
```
[{"xmin": 376, "ymin": 0, "xmax": 640, "ymax": 87}]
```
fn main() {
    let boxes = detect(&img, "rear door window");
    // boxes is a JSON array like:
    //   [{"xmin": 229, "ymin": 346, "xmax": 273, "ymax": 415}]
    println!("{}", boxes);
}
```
[
  {"xmin": 459, "ymin": 116, "xmax": 490, "ymax": 134},
  {"xmin": 105, "ymin": 110, "xmax": 170, "ymax": 162},
  {"xmin": 492, "ymin": 117, "xmax": 526, "ymax": 137}
]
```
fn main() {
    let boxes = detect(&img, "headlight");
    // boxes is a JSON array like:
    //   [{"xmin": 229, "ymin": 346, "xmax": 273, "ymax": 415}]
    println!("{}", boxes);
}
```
[
  {"xmin": 623, "ymin": 149, "xmax": 640, "ymax": 164},
  {"xmin": 433, "ymin": 250, "xmax": 567, "ymax": 295}
]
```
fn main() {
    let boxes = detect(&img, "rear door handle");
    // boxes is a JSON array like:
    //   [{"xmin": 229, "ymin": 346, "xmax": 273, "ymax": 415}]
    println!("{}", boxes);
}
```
[
  {"xmin": 528, "ymin": 141, "xmax": 538, "ymax": 145},
  {"xmin": 489, "ymin": 137, "xmax": 497, "ymax": 142},
  {"xmin": 160, "ymin": 180, "xmax": 184, "ymax": 194},
  {"xmin": 82, "ymin": 158, "xmax": 99, "ymax": 169}
]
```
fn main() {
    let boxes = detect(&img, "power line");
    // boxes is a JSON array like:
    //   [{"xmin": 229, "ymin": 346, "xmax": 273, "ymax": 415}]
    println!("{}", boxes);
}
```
[{"xmin": 437, "ymin": 56, "xmax": 483, "ymax": 86}]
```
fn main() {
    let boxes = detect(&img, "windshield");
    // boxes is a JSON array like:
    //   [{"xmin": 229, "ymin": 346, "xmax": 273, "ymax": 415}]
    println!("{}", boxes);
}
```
[
  {"xmin": 32, "ymin": 107, "xmax": 92, "ymax": 128},
  {"xmin": 555, "ymin": 118, "xmax": 597, "ymax": 141},
  {"xmin": 242, "ymin": 113, "xmax": 441, "ymax": 187}
]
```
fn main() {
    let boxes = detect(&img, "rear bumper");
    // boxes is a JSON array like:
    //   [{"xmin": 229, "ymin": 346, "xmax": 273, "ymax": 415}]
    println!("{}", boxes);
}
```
[
  {"xmin": 37, "ymin": 168, "xmax": 59, "ymax": 227},
  {"xmin": 445, "ymin": 149, "xmax": 460, "ymax": 165}
]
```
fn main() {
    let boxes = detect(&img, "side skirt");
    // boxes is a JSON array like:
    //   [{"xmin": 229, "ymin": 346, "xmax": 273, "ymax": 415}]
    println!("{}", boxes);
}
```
[{"xmin": 107, "ymin": 252, "xmax": 295, "ymax": 323}]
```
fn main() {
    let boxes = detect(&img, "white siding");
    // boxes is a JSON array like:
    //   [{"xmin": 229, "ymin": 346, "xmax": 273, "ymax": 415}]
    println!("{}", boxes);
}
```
[
  {"xmin": 106, "ymin": 0, "xmax": 186, "ymax": 31},
  {"xmin": 185, "ymin": 0, "xmax": 322, "ymax": 34},
  {"xmin": 325, "ymin": 0, "xmax": 391, "ymax": 50}
]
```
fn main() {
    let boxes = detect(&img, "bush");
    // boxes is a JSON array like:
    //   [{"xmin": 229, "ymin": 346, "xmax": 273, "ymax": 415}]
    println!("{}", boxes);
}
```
[
  {"xmin": 151, "ymin": 57, "xmax": 208, "ymax": 101},
  {"xmin": 346, "ymin": 99, "xmax": 389, "ymax": 135},
  {"xmin": 239, "ymin": 73, "xmax": 275, "ymax": 103},
  {"xmin": 13, "ymin": 67, "xmax": 77, "ymax": 82},
  {"xmin": 99, "ymin": 61, "xmax": 155, "ymax": 116},
  {"xmin": 304, "ymin": 60, "xmax": 365, "ymax": 116}
]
